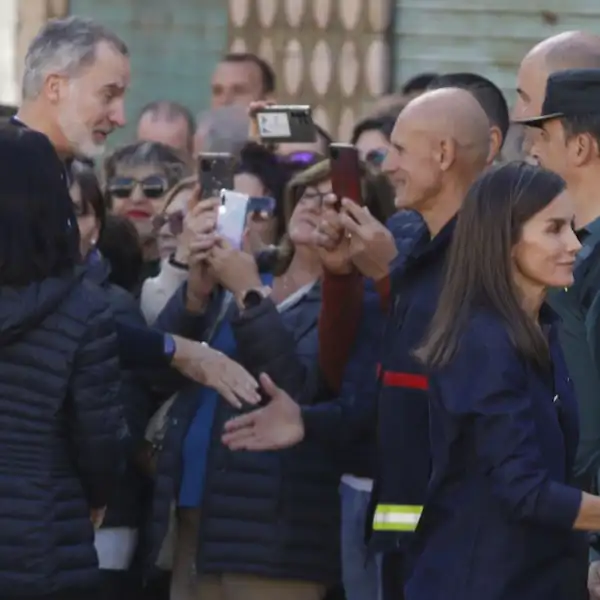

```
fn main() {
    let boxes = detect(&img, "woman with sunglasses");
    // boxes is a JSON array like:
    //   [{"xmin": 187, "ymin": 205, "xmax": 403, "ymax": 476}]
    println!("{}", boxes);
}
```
[
  {"xmin": 140, "ymin": 176, "xmax": 197, "ymax": 324},
  {"xmin": 70, "ymin": 160, "xmax": 154, "ymax": 600},
  {"xmin": 104, "ymin": 141, "xmax": 191, "ymax": 281}
]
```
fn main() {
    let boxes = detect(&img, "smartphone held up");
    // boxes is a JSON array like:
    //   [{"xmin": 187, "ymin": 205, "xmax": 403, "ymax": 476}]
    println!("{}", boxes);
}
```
[
  {"xmin": 198, "ymin": 152, "xmax": 236, "ymax": 199},
  {"xmin": 255, "ymin": 105, "xmax": 317, "ymax": 144},
  {"xmin": 328, "ymin": 143, "xmax": 364, "ymax": 208},
  {"xmin": 217, "ymin": 190, "xmax": 276, "ymax": 250}
]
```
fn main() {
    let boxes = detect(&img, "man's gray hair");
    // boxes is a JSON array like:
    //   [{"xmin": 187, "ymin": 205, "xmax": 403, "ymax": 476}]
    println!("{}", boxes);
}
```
[{"xmin": 22, "ymin": 16, "xmax": 128, "ymax": 100}]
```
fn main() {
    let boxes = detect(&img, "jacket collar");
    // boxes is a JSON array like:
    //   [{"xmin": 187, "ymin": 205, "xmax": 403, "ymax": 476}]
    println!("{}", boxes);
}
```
[{"xmin": 407, "ymin": 214, "xmax": 457, "ymax": 269}]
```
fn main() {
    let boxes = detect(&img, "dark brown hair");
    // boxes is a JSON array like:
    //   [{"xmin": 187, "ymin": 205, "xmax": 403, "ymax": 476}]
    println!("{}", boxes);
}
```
[{"xmin": 415, "ymin": 161, "xmax": 566, "ymax": 371}]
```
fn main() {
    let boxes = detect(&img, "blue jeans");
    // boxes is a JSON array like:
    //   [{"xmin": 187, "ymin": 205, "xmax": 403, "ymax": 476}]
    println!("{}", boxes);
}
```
[{"xmin": 340, "ymin": 481, "xmax": 381, "ymax": 600}]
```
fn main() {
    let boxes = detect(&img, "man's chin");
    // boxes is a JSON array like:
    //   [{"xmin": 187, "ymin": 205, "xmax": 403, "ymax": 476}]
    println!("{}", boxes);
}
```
[{"xmin": 76, "ymin": 141, "xmax": 106, "ymax": 160}]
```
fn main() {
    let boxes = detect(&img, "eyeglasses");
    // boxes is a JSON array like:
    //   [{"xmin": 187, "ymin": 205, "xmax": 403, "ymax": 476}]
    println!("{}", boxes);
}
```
[
  {"xmin": 152, "ymin": 210, "xmax": 184, "ymax": 236},
  {"xmin": 107, "ymin": 175, "xmax": 168, "ymax": 199},
  {"xmin": 299, "ymin": 187, "xmax": 331, "ymax": 206}
]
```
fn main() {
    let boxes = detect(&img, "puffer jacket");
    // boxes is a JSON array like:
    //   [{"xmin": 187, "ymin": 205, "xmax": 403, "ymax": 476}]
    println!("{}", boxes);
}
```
[
  {"xmin": 149, "ymin": 280, "xmax": 341, "ymax": 585},
  {"xmin": 0, "ymin": 268, "xmax": 124, "ymax": 597},
  {"xmin": 86, "ymin": 254, "xmax": 153, "ymax": 530}
]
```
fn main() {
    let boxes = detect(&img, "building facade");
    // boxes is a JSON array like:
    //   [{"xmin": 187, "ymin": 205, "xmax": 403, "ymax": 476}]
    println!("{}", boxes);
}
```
[{"xmin": 8, "ymin": 0, "xmax": 600, "ymax": 142}]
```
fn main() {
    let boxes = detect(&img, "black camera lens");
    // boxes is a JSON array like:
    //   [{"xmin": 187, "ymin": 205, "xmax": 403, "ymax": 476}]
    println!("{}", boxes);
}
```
[
  {"xmin": 200, "ymin": 159, "xmax": 212, "ymax": 173},
  {"xmin": 329, "ymin": 147, "xmax": 339, "ymax": 160}
]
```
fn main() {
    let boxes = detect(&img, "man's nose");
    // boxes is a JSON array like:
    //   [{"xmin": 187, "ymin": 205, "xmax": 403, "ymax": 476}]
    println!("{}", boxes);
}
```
[{"xmin": 110, "ymin": 100, "xmax": 127, "ymax": 128}]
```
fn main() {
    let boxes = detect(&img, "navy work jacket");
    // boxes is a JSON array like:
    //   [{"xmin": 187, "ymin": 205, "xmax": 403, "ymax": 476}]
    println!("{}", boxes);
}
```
[{"xmin": 406, "ymin": 307, "xmax": 585, "ymax": 600}]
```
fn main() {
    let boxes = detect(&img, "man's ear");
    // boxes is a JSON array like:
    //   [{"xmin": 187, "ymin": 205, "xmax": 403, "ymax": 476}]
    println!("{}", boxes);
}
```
[
  {"xmin": 487, "ymin": 125, "xmax": 503, "ymax": 164},
  {"xmin": 44, "ymin": 74, "xmax": 63, "ymax": 105},
  {"xmin": 437, "ymin": 137, "xmax": 456, "ymax": 172}
]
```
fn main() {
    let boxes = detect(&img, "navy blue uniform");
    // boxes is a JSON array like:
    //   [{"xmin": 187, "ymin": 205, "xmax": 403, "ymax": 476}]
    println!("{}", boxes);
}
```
[{"xmin": 406, "ymin": 308, "xmax": 585, "ymax": 600}]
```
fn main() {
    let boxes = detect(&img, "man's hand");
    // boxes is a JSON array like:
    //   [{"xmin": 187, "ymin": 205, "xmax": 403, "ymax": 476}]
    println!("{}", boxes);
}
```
[
  {"xmin": 170, "ymin": 336, "xmax": 260, "ymax": 408},
  {"xmin": 207, "ymin": 238, "xmax": 263, "ymax": 297},
  {"xmin": 339, "ymin": 198, "xmax": 397, "ymax": 281},
  {"xmin": 312, "ymin": 194, "xmax": 354, "ymax": 275},
  {"xmin": 590, "ymin": 561, "xmax": 600, "ymax": 599},
  {"xmin": 222, "ymin": 373, "xmax": 305, "ymax": 450}
]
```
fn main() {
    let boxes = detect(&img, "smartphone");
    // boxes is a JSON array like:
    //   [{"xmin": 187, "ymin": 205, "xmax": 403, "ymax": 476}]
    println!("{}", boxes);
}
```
[
  {"xmin": 218, "ymin": 190, "xmax": 251, "ymax": 249},
  {"xmin": 329, "ymin": 143, "xmax": 363, "ymax": 207},
  {"xmin": 217, "ymin": 192, "xmax": 277, "ymax": 249},
  {"xmin": 255, "ymin": 105, "xmax": 316, "ymax": 144},
  {"xmin": 198, "ymin": 152, "xmax": 236, "ymax": 199}
]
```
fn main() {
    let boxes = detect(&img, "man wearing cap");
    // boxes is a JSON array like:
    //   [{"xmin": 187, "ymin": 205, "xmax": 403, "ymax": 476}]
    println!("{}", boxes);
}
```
[{"xmin": 516, "ymin": 67, "xmax": 600, "ymax": 599}]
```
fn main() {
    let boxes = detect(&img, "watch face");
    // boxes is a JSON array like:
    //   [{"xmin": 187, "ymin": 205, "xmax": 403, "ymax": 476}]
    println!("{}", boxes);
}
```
[{"xmin": 243, "ymin": 289, "xmax": 263, "ymax": 308}]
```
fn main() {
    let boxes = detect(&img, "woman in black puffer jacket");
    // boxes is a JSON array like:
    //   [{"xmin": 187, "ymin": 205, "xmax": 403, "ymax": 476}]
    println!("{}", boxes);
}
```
[{"xmin": 0, "ymin": 126, "xmax": 124, "ymax": 600}]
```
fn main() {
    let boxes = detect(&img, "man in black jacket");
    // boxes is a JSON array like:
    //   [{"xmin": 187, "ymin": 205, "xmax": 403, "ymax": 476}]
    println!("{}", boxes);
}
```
[{"xmin": 11, "ymin": 15, "xmax": 259, "ymax": 407}]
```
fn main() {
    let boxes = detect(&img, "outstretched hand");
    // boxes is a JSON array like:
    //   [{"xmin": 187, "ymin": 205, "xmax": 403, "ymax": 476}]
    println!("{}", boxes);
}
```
[{"xmin": 222, "ymin": 373, "xmax": 305, "ymax": 450}]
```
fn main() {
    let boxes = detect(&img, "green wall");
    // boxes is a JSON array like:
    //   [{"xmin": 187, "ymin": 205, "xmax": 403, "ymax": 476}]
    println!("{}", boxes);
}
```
[{"xmin": 69, "ymin": 0, "xmax": 228, "ymax": 146}]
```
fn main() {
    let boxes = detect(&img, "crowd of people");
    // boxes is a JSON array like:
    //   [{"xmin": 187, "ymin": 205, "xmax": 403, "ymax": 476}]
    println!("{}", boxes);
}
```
[{"xmin": 5, "ymin": 12, "xmax": 600, "ymax": 600}]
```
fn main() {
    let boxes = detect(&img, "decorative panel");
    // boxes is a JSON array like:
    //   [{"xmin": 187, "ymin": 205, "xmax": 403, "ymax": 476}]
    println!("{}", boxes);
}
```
[
  {"xmin": 228, "ymin": 0, "xmax": 394, "ymax": 141},
  {"xmin": 69, "ymin": 0, "xmax": 228, "ymax": 146},
  {"xmin": 393, "ymin": 0, "xmax": 600, "ymax": 108}
]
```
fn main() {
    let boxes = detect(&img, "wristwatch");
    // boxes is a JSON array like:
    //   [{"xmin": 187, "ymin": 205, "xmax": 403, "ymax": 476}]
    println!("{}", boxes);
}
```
[
  {"xmin": 163, "ymin": 333, "xmax": 177, "ymax": 364},
  {"xmin": 168, "ymin": 254, "xmax": 189, "ymax": 270},
  {"xmin": 240, "ymin": 286, "xmax": 271, "ymax": 310}
]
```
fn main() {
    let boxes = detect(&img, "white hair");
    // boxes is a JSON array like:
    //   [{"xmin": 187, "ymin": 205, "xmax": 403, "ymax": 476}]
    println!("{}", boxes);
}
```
[{"xmin": 22, "ymin": 16, "xmax": 128, "ymax": 100}]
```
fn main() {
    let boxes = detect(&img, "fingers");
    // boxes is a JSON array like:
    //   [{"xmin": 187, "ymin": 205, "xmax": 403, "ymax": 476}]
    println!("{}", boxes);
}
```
[
  {"xmin": 259, "ymin": 372, "xmax": 279, "ymax": 397},
  {"xmin": 223, "ymin": 411, "xmax": 259, "ymax": 433},
  {"xmin": 230, "ymin": 371, "xmax": 261, "ymax": 405},
  {"xmin": 187, "ymin": 184, "xmax": 201, "ymax": 212},
  {"xmin": 318, "ymin": 219, "xmax": 343, "ymax": 243},
  {"xmin": 189, "ymin": 197, "xmax": 220, "ymax": 216},
  {"xmin": 222, "ymin": 428, "xmax": 254, "ymax": 450},
  {"xmin": 220, "ymin": 387, "xmax": 242, "ymax": 409},
  {"xmin": 189, "ymin": 234, "xmax": 216, "ymax": 254},
  {"xmin": 341, "ymin": 198, "xmax": 371, "ymax": 224},
  {"xmin": 339, "ymin": 212, "xmax": 362, "ymax": 235},
  {"xmin": 322, "ymin": 193, "xmax": 340, "ymax": 212}
]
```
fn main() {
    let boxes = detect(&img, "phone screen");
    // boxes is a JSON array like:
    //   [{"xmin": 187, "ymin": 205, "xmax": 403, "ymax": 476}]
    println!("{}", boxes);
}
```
[
  {"xmin": 257, "ymin": 112, "xmax": 292, "ymax": 139},
  {"xmin": 255, "ymin": 106, "xmax": 316, "ymax": 143},
  {"xmin": 329, "ymin": 143, "xmax": 363, "ymax": 206},
  {"xmin": 247, "ymin": 196, "xmax": 276, "ymax": 216}
]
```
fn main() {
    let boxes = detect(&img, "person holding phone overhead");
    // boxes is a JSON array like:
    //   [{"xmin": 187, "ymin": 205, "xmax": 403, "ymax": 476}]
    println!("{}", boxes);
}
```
[{"xmin": 149, "ymin": 157, "xmax": 391, "ymax": 600}]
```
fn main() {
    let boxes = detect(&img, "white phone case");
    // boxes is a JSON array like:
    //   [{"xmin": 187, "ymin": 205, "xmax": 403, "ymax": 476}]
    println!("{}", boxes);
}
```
[{"xmin": 217, "ymin": 189, "xmax": 250, "ymax": 249}]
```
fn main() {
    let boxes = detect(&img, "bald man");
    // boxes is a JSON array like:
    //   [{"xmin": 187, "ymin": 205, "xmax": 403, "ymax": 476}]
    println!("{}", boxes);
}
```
[
  {"xmin": 514, "ymin": 32, "xmax": 600, "ymax": 600},
  {"xmin": 221, "ymin": 88, "xmax": 491, "ymax": 600}
]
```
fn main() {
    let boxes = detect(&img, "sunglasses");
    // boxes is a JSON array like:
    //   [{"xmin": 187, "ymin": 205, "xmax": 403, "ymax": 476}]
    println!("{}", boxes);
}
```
[
  {"xmin": 107, "ymin": 175, "xmax": 168, "ymax": 199},
  {"xmin": 152, "ymin": 210, "xmax": 184, "ymax": 236},
  {"xmin": 365, "ymin": 148, "xmax": 387, "ymax": 167},
  {"xmin": 278, "ymin": 151, "xmax": 323, "ymax": 166}
]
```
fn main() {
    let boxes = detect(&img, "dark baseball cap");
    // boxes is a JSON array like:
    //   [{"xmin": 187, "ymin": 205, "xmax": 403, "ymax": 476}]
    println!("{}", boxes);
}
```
[{"xmin": 515, "ymin": 68, "xmax": 600, "ymax": 127}]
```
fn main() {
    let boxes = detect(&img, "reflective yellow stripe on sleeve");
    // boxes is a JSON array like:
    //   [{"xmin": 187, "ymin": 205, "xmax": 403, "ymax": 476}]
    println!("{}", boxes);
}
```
[{"xmin": 372, "ymin": 504, "xmax": 423, "ymax": 532}]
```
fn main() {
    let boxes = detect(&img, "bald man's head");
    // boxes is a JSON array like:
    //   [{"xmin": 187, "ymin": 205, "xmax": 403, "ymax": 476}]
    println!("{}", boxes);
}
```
[
  {"xmin": 516, "ymin": 31, "xmax": 600, "ymax": 121},
  {"xmin": 382, "ymin": 87, "xmax": 490, "ymax": 217},
  {"xmin": 534, "ymin": 31, "xmax": 600, "ymax": 71}
]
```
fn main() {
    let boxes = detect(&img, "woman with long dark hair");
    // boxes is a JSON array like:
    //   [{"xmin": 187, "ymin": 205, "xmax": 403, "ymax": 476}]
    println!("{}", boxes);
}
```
[{"xmin": 408, "ymin": 162, "xmax": 594, "ymax": 599}]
